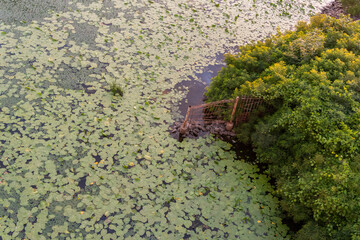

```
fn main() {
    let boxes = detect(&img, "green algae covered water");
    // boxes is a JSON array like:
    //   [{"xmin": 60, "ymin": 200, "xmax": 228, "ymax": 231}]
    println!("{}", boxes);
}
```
[{"xmin": 0, "ymin": 0, "xmax": 331, "ymax": 239}]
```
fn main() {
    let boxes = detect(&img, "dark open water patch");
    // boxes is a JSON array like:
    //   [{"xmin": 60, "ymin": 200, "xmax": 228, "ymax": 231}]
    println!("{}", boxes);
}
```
[
  {"xmin": 170, "ymin": 59, "xmax": 224, "ymax": 141},
  {"xmin": 178, "ymin": 59, "xmax": 225, "ymax": 116},
  {"xmin": 177, "ymin": 47, "xmax": 241, "ymax": 117}
]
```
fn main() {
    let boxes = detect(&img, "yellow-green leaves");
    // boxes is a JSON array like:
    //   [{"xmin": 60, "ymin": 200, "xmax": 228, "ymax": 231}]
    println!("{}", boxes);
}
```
[{"xmin": 206, "ymin": 14, "xmax": 360, "ymax": 239}]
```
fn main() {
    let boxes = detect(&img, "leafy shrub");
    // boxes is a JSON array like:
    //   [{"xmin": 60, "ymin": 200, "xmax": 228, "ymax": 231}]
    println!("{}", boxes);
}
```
[
  {"xmin": 206, "ymin": 15, "xmax": 360, "ymax": 239},
  {"xmin": 341, "ymin": 0, "xmax": 360, "ymax": 16}
]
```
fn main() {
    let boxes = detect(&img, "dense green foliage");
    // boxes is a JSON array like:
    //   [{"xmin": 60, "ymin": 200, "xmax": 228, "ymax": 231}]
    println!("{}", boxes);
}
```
[
  {"xmin": 206, "ymin": 15, "xmax": 360, "ymax": 239},
  {"xmin": 341, "ymin": 0, "xmax": 360, "ymax": 16}
]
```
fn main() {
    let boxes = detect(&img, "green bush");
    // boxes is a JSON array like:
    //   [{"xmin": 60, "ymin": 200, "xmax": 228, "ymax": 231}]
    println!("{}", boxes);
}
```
[
  {"xmin": 341, "ymin": 0, "xmax": 360, "ymax": 16},
  {"xmin": 206, "ymin": 15, "xmax": 360, "ymax": 239}
]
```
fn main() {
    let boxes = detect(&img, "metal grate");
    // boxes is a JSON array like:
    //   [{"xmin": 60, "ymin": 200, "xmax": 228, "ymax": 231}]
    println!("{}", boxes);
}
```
[
  {"xmin": 184, "ymin": 99, "xmax": 235, "ymax": 124},
  {"xmin": 235, "ymin": 96, "xmax": 263, "ymax": 124},
  {"xmin": 180, "ymin": 96, "xmax": 263, "ymax": 134}
]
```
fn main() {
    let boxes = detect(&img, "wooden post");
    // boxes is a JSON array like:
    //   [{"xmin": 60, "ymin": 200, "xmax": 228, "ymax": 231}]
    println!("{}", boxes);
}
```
[
  {"xmin": 180, "ymin": 106, "xmax": 191, "ymax": 134},
  {"xmin": 230, "ymin": 96, "xmax": 239, "ymax": 124},
  {"xmin": 226, "ymin": 96, "xmax": 239, "ymax": 131}
]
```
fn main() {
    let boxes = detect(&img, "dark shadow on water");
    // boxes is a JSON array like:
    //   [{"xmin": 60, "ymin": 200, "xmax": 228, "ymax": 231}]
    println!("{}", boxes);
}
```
[
  {"xmin": 78, "ymin": 175, "xmax": 87, "ymax": 190},
  {"xmin": 228, "ymin": 139, "xmax": 301, "ymax": 236},
  {"xmin": 177, "ymin": 48, "xmax": 240, "ymax": 117},
  {"xmin": 177, "ymin": 61, "xmax": 225, "ymax": 117}
]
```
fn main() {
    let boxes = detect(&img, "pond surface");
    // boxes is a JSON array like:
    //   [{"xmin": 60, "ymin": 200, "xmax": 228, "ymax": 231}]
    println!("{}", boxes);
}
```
[{"xmin": 0, "ymin": 0, "xmax": 331, "ymax": 239}]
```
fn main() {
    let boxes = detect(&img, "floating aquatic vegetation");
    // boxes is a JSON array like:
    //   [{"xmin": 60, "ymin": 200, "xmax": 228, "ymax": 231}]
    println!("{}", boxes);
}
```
[
  {"xmin": 0, "ymin": 0, "xmax": 332, "ymax": 239},
  {"xmin": 109, "ymin": 81, "xmax": 124, "ymax": 97}
]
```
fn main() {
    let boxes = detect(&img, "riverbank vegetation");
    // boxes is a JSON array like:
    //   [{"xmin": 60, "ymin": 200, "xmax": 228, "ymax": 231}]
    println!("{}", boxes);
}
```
[
  {"xmin": 341, "ymin": 0, "xmax": 360, "ymax": 16},
  {"xmin": 206, "ymin": 15, "xmax": 360, "ymax": 239}
]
